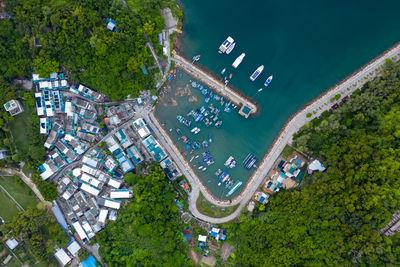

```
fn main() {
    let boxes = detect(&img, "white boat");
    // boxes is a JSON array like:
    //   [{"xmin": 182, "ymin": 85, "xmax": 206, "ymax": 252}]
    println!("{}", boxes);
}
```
[
  {"xmin": 250, "ymin": 65, "xmax": 264, "ymax": 81},
  {"xmin": 226, "ymin": 181, "xmax": 243, "ymax": 197},
  {"xmin": 202, "ymin": 168, "xmax": 207, "ymax": 171},
  {"xmin": 221, "ymin": 68, "xmax": 226, "ymax": 75},
  {"xmin": 264, "ymin": 75, "xmax": 273, "ymax": 86},
  {"xmin": 219, "ymin": 36, "xmax": 234, "ymax": 54},
  {"xmin": 225, "ymin": 42, "xmax": 236, "ymax": 54},
  {"xmin": 232, "ymin": 53, "xmax": 245, "ymax": 69},
  {"xmin": 258, "ymin": 88, "xmax": 263, "ymax": 92}
]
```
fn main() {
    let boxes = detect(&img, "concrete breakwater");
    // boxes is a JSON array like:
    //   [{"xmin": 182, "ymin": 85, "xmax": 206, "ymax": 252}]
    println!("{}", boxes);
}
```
[{"xmin": 172, "ymin": 51, "xmax": 258, "ymax": 117}]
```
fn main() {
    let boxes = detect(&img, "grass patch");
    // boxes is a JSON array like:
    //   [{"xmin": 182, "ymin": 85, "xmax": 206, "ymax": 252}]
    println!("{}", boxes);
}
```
[
  {"xmin": 9, "ymin": 103, "xmax": 33, "ymax": 155},
  {"xmin": 0, "ymin": 188, "xmax": 21, "ymax": 221},
  {"xmin": 281, "ymin": 144, "xmax": 295, "ymax": 159},
  {"xmin": 196, "ymin": 192, "xmax": 239, "ymax": 218},
  {"xmin": 0, "ymin": 175, "xmax": 39, "ymax": 210}
]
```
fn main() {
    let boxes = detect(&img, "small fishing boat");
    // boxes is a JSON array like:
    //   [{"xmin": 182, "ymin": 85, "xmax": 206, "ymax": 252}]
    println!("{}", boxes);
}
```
[
  {"xmin": 258, "ymin": 88, "xmax": 263, "ymax": 92},
  {"xmin": 264, "ymin": 75, "xmax": 273, "ymax": 87},
  {"xmin": 229, "ymin": 73, "xmax": 232, "ymax": 79},
  {"xmin": 221, "ymin": 68, "xmax": 226, "ymax": 75},
  {"xmin": 176, "ymin": 128, "xmax": 182, "ymax": 135}
]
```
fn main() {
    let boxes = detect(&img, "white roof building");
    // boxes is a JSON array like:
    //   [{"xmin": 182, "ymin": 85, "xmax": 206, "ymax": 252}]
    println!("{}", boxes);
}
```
[
  {"xmin": 110, "ymin": 190, "xmax": 132, "ymax": 199},
  {"xmin": 104, "ymin": 199, "xmax": 121, "ymax": 209},
  {"xmin": 5, "ymin": 239, "xmax": 18, "ymax": 250},
  {"xmin": 80, "ymin": 173, "xmax": 102, "ymax": 188},
  {"xmin": 54, "ymin": 248, "xmax": 72, "ymax": 266},
  {"xmin": 80, "ymin": 182, "xmax": 100, "ymax": 196},
  {"xmin": 108, "ymin": 178, "xmax": 122, "ymax": 189},
  {"xmin": 308, "ymin": 160, "xmax": 326, "ymax": 172},
  {"xmin": 65, "ymin": 101, "xmax": 73, "ymax": 117},
  {"xmin": 82, "ymin": 221, "xmax": 95, "ymax": 239},
  {"xmin": 72, "ymin": 221, "xmax": 89, "ymax": 242},
  {"xmin": 198, "ymin": 235, "xmax": 207, "ymax": 242},
  {"xmin": 82, "ymin": 156, "xmax": 98, "ymax": 168},
  {"xmin": 67, "ymin": 240, "xmax": 81, "ymax": 255},
  {"xmin": 39, "ymin": 118, "xmax": 48, "ymax": 134},
  {"xmin": 98, "ymin": 209, "xmax": 109, "ymax": 225},
  {"xmin": 40, "ymin": 163, "xmax": 55, "ymax": 180},
  {"xmin": 81, "ymin": 164, "xmax": 97, "ymax": 176}
]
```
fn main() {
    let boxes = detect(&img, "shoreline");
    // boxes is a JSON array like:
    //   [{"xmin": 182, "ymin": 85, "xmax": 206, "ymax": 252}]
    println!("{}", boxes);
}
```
[
  {"xmin": 172, "ymin": 52, "xmax": 259, "ymax": 116},
  {"xmin": 155, "ymin": 40, "xmax": 400, "ymax": 213}
]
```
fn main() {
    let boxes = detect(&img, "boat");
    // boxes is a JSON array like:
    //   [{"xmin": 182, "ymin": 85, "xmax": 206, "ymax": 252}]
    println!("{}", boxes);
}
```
[
  {"xmin": 226, "ymin": 181, "xmax": 243, "ymax": 197},
  {"xmin": 225, "ymin": 42, "xmax": 236, "ymax": 54},
  {"xmin": 215, "ymin": 121, "xmax": 223, "ymax": 128},
  {"xmin": 229, "ymin": 73, "xmax": 232, "ymax": 79},
  {"xmin": 224, "ymin": 156, "xmax": 236, "ymax": 168},
  {"xmin": 176, "ymin": 128, "xmax": 182, "ymax": 135},
  {"xmin": 243, "ymin": 154, "xmax": 257, "ymax": 169},
  {"xmin": 215, "ymin": 169, "xmax": 222, "ymax": 176},
  {"xmin": 218, "ymin": 36, "xmax": 234, "ymax": 54},
  {"xmin": 232, "ymin": 53, "xmax": 245, "ymax": 69},
  {"xmin": 208, "ymin": 133, "xmax": 212, "ymax": 143},
  {"xmin": 258, "ymin": 88, "xmax": 263, "ymax": 92},
  {"xmin": 190, "ymin": 156, "xmax": 195, "ymax": 162},
  {"xmin": 250, "ymin": 65, "xmax": 264, "ymax": 81},
  {"xmin": 264, "ymin": 75, "xmax": 273, "ymax": 87},
  {"xmin": 221, "ymin": 68, "xmax": 226, "ymax": 75},
  {"xmin": 202, "ymin": 168, "xmax": 207, "ymax": 172}
]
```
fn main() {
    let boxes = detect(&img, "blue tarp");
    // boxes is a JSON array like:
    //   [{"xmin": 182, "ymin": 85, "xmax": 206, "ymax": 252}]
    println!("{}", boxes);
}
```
[
  {"xmin": 81, "ymin": 255, "xmax": 98, "ymax": 267},
  {"xmin": 51, "ymin": 204, "xmax": 68, "ymax": 231}
]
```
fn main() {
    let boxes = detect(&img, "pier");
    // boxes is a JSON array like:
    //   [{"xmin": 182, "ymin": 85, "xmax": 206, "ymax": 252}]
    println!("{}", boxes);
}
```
[
  {"xmin": 172, "ymin": 51, "xmax": 258, "ymax": 117},
  {"xmin": 151, "ymin": 43, "xmax": 400, "ymax": 224}
]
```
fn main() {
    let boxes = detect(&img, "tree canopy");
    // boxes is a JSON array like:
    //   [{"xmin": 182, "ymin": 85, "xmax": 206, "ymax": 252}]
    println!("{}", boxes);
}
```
[
  {"xmin": 96, "ymin": 165, "xmax": 190, "ymax": 266},
  {"xmin": 0, "ymin": 0, "xmax": 179, "ymax": 100},
  {"xmin": 228, "ymin": 60, "xmax": 400, "ymax": 266}
]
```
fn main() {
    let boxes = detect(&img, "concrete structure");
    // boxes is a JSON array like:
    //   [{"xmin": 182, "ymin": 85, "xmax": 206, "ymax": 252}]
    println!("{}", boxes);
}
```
[
  {"xmin": 3, "ymin": 99, "xmax": 24, "ymax": 116},
  {"xmin": 172, "ymin": 52, "xmax": 257, "ymax": 117},
  {"xmin": 54, "ymin": 248, "xmax": 72, "ymax": 266}
]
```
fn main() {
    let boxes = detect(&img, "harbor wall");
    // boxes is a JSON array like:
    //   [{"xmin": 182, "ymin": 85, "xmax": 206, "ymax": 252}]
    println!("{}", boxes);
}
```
[
  {"xmin": 157, "ymin": 42, "xmax": 400, "ymax": 213},
  {"xmin": 172, "ymin": 51, "xmax": 259, "ymax": 116}
]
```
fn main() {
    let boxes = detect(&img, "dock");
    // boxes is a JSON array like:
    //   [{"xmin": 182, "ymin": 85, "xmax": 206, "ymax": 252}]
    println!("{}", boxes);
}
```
[{"xmin": 172, "ymin": 51, "xmax": 258, "ymax": 117}]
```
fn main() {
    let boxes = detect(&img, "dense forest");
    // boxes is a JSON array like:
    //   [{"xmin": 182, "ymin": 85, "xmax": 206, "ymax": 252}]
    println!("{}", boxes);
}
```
[
  {"xmin": 95, "ymin": 165, "xmax": 191, "ymax": 266},
  {"xmin": 228, "ymin": 60, "xmax": 400, "ymax": 265},
  {"xmin": 3, "ymin": 208, "xmax": 69, "ymax": 262},
  {"xmin": 0, "ymin": 0, "xmax": 180, "ymax": 100}
]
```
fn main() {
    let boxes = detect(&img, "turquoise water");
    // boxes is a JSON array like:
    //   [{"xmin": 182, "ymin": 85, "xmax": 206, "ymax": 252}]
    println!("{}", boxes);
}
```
[{"xmin": 156, "ymin": 0, "xmax": 400, "ymax": 199}]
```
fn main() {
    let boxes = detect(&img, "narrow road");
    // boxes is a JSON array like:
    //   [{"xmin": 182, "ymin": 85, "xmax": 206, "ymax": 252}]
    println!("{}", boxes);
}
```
[
  {"xmin": 147, "ymin": 42, "xmax": 400, "ymax": 223},
  {"xmin": 147, "ymin": 42, "xmax": 164, "ymax": 78},
  {"xmin": 1, "ymin": 168, "xmax": 51, "ymax": 205}
]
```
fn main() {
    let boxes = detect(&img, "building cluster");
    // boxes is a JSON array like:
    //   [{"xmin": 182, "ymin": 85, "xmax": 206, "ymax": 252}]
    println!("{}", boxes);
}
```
[
  {"xmin": 263, "ymin": 151, "xmax": 306, "ymax": 194},
  {"xmin": 380, "ymin": 210, "xmax": 400, "ymax": 237},
  {"xmin": 31, "ymin": 73, "xmax": 107, "ymax": 180},
  {"xmin": 54, "ymin": 143, "xmax": 137, "ymax": 244},
  {"xmin": 132, "ymin": 118, "xmax": 181, "ymax": 180}
]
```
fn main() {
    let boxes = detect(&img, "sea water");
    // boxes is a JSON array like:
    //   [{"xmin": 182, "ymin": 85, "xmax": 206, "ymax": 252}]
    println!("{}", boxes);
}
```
[{"xmin": 155, "ymin": 0, "xmax": 400, "ymax": 199}]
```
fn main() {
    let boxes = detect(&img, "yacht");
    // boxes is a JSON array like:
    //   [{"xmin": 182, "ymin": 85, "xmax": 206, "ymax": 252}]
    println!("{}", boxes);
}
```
[
  {"xmin": 250, "ymin": 65, "xmax": 264, "ymax": 81},
  {"xmin": 232, "ymin": 53, "xmax": 245, "ymax": 68},
  {"xmin": 218, "ymin": 36, "xmax": 234, "ymax": 53}
]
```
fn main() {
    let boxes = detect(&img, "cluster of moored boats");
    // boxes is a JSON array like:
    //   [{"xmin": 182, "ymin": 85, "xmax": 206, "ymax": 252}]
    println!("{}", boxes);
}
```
[{"xmin": 218, "ymin": 36, "xmax": 274, "ymax": 92}]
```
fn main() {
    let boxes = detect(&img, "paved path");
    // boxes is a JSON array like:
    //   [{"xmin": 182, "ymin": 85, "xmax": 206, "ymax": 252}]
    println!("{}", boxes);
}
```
[
  {"xmin": 149, "ymin": 42, "xmax": 400, "ymax": 223},
  {"xmin": 1, "ymin": 168, "xmax": 51, "ymax": 205},
  {"xmin": 172, "ymin": 52, "xmax": 258, "ymax": 115}
]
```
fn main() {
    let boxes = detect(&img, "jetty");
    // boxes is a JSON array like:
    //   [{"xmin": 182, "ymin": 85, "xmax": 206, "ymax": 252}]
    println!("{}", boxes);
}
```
[{"xmin": 172, "ymin": 51, "xmax": 258, "ymax": 117}]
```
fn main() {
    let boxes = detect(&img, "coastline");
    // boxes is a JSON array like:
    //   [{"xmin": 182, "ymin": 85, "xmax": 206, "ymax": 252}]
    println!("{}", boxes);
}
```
[{"xmin": 152, "ymin": 40, "xmax": 400, "ymax": 223}]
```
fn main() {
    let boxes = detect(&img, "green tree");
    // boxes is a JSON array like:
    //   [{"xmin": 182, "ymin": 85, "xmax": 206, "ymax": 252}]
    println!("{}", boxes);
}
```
[{"xmin": 39, "ymin": 182, "xmax": 58, "ymax": 201}]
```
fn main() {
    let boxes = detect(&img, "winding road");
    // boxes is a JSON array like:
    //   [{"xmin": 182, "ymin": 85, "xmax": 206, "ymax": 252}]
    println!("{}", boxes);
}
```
[{"xmin": 150, "ymin": 42, "xmax": 400, "ymax": 223}]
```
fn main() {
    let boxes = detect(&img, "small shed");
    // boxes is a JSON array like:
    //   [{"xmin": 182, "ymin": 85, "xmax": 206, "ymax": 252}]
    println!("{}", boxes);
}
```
[
  {"xmin": 198, "ymin": 235, "xmax": 207, "ymax": 242},
  {"xmin": 54, "ymin": 248, "xmax": 72, "ymax": 266},
  {"xmin": 5, "ymin": 239, "xmax": 18, "ymax": 250}
]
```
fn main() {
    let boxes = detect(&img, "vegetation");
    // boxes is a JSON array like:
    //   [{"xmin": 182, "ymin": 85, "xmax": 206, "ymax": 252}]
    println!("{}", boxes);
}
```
[
  {"xmin": 0, "ymin": 0, "xmax": 179, "ymax": 101},
  {"xmin": 196, "ymin": 192, "xmax": 239, "ymax": 219},
  {"xmin": 39, "ymin": 182, "xmax": 57, "ymax": 201},
  {"xmin": 228, "ymin": 60, "xmax": 400, "ymax": 265},
  {"xmin": 96, "ymin": 165, "xmax": 190, "ymax": 266},
  {"xmin": 0, "ymin": 175, "xmax": 39, "ymax": 210},
  {"xmin": 2, "ymin": 208, "xmax": 68, "ymax": 262}
]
